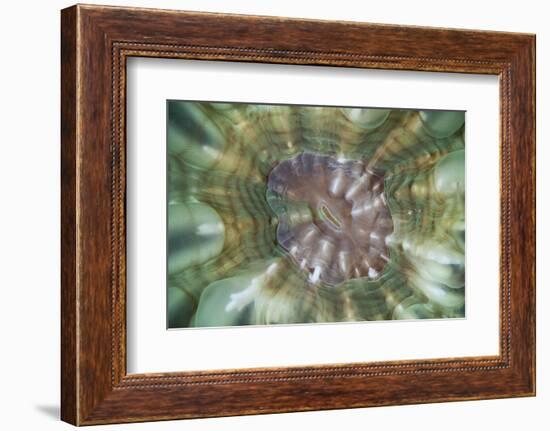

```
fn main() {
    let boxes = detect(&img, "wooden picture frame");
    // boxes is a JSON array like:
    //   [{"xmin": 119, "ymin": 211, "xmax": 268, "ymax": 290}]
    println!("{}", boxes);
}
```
[{"xmin": 61, "ymin": 4, "xmax": 536, "ymax": 425}]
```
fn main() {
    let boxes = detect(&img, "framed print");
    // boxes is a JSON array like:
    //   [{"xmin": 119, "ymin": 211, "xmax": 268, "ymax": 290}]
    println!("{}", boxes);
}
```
[
  {"xmin": 61, "ymin": 4, "xmax": 536, "ymax": 425},
  {"xmin": 164, "ymin": 101, "xmax": 466, "ymax": 329}
]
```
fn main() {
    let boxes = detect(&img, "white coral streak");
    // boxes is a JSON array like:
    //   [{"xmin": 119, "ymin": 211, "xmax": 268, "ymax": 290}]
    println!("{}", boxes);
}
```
[
  {"xmin": 345, "ymin": 174, "xmax": 368, "ymax": 201},
  {"xmin": 329, "ymin": 172, "xmax": 344, "ymax": 196},
  {"xmin": 196, "ymin": 222, "xmax": 224, "ymax": 235},
  {"xmin": 309, "ymin": 266, "xmax": 322, "ymax": 284},
  {"xmin": 225, "ymin": 281, "xmax": 260, "ymax": 313},
  {"xmin": 225, "ymin": 263, "xmax": 278, "ymax": 313},
  {"xmin": 201, "ymin": 145, "xmax": 221, "ymax": 159}
]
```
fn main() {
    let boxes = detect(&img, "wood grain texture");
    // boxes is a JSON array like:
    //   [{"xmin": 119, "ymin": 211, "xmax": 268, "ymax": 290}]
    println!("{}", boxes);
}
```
[
  {"xmin": 60, "ymin": 4, "xmax": 536, "ymax": 425},
  {"xmin": 60, "ymin": 6, "xmax": 78, "ymax": 425}
]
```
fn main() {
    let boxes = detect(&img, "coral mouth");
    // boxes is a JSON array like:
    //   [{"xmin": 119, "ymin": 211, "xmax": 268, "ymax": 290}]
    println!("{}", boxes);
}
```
[{"xmin": 267, "ymin": 152, "xmax": 394, "ymax": 286}]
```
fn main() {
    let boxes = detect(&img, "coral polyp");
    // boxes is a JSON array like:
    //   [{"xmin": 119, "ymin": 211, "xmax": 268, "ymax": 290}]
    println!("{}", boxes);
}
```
[
  {"xmin": 267, "ymin": 153, "xmax": 393, "ymax": 285},
  {"xmin": 167, "ymin": 101, "xmax": 465, "ymax": 328}
]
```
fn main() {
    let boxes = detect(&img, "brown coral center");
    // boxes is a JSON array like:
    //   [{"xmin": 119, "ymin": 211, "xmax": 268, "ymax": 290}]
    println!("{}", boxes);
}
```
[{"xmin": 267, "ymin": 152, "xmax": 394, "ymax": 285}]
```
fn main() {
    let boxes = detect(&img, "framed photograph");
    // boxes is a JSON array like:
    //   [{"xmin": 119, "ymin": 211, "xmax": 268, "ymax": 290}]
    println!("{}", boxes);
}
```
[{"xmin": 61, "ymin": 4, "xmax": 536, "ymax": 425}]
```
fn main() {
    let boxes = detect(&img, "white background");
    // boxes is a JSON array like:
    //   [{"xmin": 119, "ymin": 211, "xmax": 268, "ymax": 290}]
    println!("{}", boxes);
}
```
[
  {"xmin": 0, "ymin": 0, "xmax": 547, "ymax": 430},
  {"xmin": 127, "ymin": 59, "xmax": 499, "ymax": 373}
]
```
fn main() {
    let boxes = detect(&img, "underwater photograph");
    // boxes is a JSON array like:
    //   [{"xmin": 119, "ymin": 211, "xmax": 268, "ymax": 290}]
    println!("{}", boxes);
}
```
[{"xmin": 166, "ymin": 101, "xmax": 465, "ymax": 329}]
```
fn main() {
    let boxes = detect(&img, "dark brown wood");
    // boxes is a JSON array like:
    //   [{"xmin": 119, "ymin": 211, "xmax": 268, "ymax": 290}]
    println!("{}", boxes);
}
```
[
  {"xmin": 61, "ymin": 4, "xmax": 536, "ymax": 425},
  {"xmin": 60, "ymin": 5, "xmax": 78, "ymax": 425}
]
